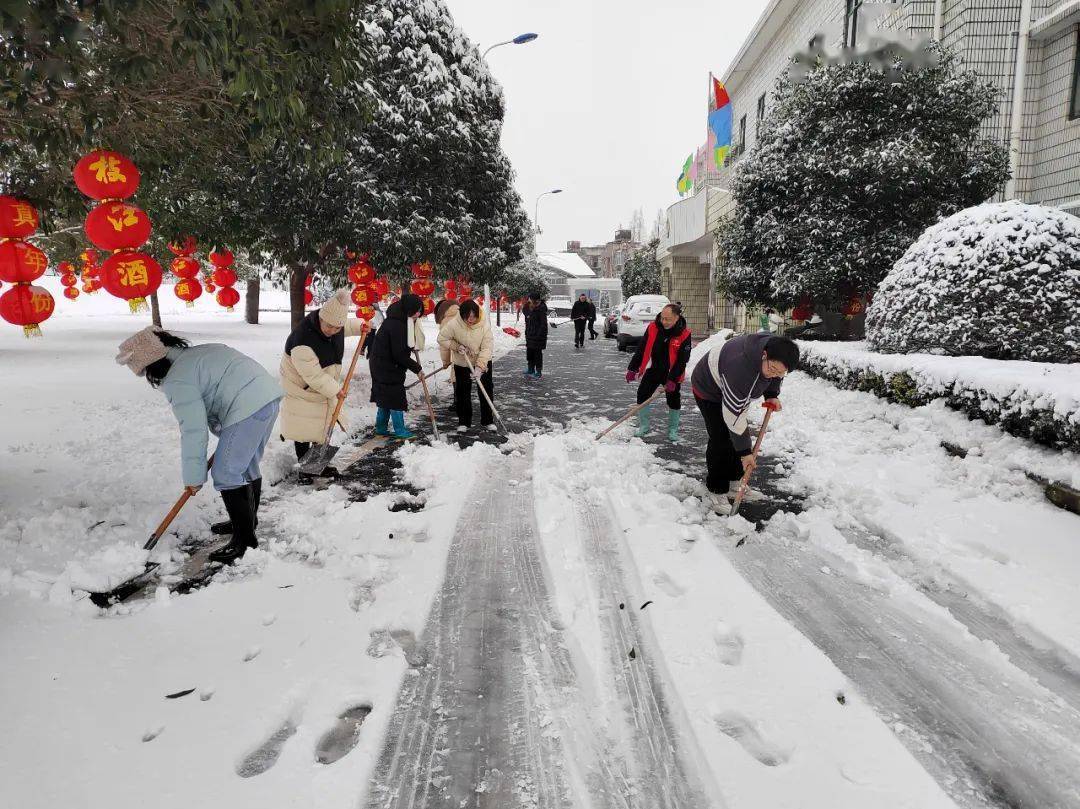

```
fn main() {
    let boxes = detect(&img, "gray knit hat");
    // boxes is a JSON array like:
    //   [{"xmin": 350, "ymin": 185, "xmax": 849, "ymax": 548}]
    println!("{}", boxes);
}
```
[
  {"xmin": 319, "ymin": 288, "xmax": 351, "ymax": 329},
  {"xmin": 115, "ymin": 326, "xmax": 168, "ymax": 376}
]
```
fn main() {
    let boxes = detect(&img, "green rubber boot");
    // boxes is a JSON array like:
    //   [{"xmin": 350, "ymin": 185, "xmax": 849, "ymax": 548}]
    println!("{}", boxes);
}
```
[
  {"xmin": 667, "ymin": 409, "xmax": 682, "ymax": 443},
  {"xmin": 634, "ymin": 406, "xmax": 651, "ymax": 438}
]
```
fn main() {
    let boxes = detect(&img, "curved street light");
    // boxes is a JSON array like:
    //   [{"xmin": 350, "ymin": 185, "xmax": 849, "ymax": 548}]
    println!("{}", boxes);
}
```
[
  {"xmin": 534, "ymin": 188, "xmax": 563, "ymax": 235},
  {"xmin": 482, "ymin": 32, "xmax": 539, "ymax": 59}
]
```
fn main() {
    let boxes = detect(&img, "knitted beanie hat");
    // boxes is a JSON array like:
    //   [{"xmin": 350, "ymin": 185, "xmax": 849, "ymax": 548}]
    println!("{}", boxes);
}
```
[
  {"xmin": 115, "ymin": 326, "xmax": 168, "ymax": 376},
  {"xmin": 318, "ymin": 288, "xmax": 351, "ymax": 329}
]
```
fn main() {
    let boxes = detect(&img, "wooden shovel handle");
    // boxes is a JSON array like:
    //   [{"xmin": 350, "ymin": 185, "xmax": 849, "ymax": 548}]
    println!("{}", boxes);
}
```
[
  {"xmin": 323, "ymin": 328, "xmax": 370, "ymax": 444},
  {"xmin": 595, "ymin": 389, "xmax": 664, "ymax": 441},
  {"xmin": 414, "ymin": 350, "xmax": 440, "ymax": 440},
  {"xmin": 144, "ymin": 455, "xmax": 214, "ymax": 550},
  {"xmin": 730, "ymin": 408, "xmax": 773, "ymax": 515}
]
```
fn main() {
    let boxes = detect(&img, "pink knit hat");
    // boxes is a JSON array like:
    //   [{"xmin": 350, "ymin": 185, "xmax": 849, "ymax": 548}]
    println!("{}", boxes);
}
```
[{"xmin": 115, "ymin": 326, "xmax": 168, "ymax": 376}]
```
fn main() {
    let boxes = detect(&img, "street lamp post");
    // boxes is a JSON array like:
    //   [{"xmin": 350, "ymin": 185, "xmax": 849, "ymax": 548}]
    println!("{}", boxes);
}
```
[
  {"xmin": 534, "ymin": 188, "xmax": 562, "ymax": 236},
  {"xmin": 482, "ymin": 32, "xmax": 539, "ymax": 60}
]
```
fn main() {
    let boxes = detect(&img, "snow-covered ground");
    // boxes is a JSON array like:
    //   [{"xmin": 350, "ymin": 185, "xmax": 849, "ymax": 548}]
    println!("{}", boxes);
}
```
[
  {"xmin": 0, "ymin": 280, "xmax": 518, "ymax": 807},
  {"xmin": 3, "ymin": 292, "xmax": 1079, "ymax": 808}
]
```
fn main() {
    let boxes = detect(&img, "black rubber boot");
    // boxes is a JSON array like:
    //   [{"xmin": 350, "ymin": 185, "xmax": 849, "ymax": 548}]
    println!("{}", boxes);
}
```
[
  {"xmin": 211, "ymin": 477, "xmax": 262, "ymax": 537},
  {"xmin": 246, "ymin": 477, "xmax": 262, "ymax": 548},
  {"xmin": 210, "ymin": 485, "xmax": 255, "ymax": 564}
]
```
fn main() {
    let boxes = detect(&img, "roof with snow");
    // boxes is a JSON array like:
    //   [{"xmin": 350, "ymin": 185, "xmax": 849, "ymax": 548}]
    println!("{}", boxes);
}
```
[{"xmin": 537, "ymin": 252, "xmax": 596, "ymax": 278}]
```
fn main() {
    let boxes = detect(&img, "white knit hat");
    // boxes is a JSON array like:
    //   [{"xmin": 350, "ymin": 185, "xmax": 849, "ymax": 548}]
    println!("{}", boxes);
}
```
[
  {"xmin": 115, "ymin": 326, "xmax": 168, "ymax": 376},
  {"xmin": 319, "ymin": 288, "xmax": 351, "ymax": 329}
]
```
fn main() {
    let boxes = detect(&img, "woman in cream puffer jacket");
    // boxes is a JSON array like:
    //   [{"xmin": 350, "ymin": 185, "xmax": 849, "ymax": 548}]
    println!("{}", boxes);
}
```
[{"xmin": 437, "ymin": 299, "xmax": 495, "ymax": 431}]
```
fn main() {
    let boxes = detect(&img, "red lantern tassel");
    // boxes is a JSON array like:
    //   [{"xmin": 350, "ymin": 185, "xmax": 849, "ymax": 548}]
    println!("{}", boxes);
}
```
[
  {"xmin": 23, "ymin": 324, "xmax": 42, "ymax": 338},
  {"xmin": 128, "ymin": 297, "xmax": 148, "ymax": 313}
]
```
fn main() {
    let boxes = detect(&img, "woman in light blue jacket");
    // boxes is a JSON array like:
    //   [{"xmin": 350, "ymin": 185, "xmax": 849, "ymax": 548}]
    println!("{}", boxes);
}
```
[{"xmin": 115, "ymin": 327, "xmax": 283, "ymax": 564}]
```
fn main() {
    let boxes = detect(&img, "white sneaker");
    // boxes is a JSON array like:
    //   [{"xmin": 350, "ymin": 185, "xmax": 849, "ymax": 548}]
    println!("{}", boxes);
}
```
[
  {"xmin": 456, "ymin": 425, "xmax": 468, "ymax": 433},
  {"xmin": 710, "ymin": 493, "xmax": 732, "ymax": 515},
  {"xmin": 485, "ymin": 424, "xmax": 498, "ymax": 433},
  {"xmin": 728, "ymin": 488, "xmax": 765, "ymax": 503}
]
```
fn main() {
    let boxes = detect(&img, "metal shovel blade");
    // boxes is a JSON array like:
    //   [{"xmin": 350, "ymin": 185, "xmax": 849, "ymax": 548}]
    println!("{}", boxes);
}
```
[{"xmin": 296, "ymin": 442, "xmax": 340, "ymax": 476}]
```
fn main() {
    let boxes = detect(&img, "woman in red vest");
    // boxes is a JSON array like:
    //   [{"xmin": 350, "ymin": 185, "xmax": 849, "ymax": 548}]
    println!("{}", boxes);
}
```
[{"xmin": 625, "ymin": 303, "xmax": 692, "ymax": 442}]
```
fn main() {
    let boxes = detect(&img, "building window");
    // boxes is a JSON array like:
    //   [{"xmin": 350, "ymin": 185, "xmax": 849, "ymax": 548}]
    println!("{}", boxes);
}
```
[
  {"xmin": 756, "ymin": 93, "xmax": 767, "ymax": 128},
  {"xmin": 1071, "ymin": 29, "xmax": 1080, "ymax": 121},
  {"xmin": 737, "ymin": 114, "xmax": 747, "ymax": 154},
  {"xmin": 844, "ymin": 0, "xmax": 864, "ymax": 48}
]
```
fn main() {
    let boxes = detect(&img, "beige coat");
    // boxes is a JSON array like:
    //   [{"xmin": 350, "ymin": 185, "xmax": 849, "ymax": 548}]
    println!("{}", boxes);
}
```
[
  {"xmin": 437, "ymin": 308, "xmax": 493, "ymax": 370},
  {"xmin": 279, "ymin": 318, "xmax": 367, "ymax": 443}
]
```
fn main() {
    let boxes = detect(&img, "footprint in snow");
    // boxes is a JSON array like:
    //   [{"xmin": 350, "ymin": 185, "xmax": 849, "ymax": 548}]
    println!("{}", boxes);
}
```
[
  {"xmin": 262, "ymin": 613, "xmax": 277, "ymax": 627},
  {"xmin": 366, "ymin": 629, "xmax": 394, "ymax": 659},
  {"xmin": 652, "ymin": 571, "xmax": 686, "ymax": 598},
  {"xmin": 243, "ymin": 646, "xmax": 262, "ymax": 662},
  {"xmin": 142, "ymin": 725, "xmax": 164, "ymax": 743},
  {"xmin": 236, "ymin": 719, "xmax": 298, "ymax": 778},
  {"xmin": 350, "ymin": 583, "xmax": 377, "ymax": 612},
  {"xmin": 713, "ymin": 711, "xmax": 791, "ymax": 767},
  {"xmin": 200, "ymin": 688, "xmax": 215, "ymax": 702},
  {"xmin": 713, "ymin": 621, "xmax": 745, "ymax": 666},
  {"xmin": 315, "ymin": 704, "xmax": 372, "ymax": 765}
]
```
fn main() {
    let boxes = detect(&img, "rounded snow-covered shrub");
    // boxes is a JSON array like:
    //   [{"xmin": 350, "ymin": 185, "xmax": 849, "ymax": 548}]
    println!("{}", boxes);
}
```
[{"xmin": 867, "ymin": 200, "xmax": 1080, "ymax": 362}]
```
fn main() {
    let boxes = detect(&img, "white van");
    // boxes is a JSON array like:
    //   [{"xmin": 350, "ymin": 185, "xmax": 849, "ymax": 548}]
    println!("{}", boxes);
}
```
[{"xmin": 615, "ymin": 294, "xmax": 670, "ymax": 351}]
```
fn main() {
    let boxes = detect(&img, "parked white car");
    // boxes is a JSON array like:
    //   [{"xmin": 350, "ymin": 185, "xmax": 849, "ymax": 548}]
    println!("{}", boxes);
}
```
[{"xmin": 615, "ymin": 294, "xmax": 670, "ymax": 351}]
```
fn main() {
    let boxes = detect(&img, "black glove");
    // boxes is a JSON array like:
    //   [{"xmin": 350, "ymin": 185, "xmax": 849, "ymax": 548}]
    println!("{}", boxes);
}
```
[{"xmin": 408, "ymin": 360, "xmax": 423, "ymax": 375}]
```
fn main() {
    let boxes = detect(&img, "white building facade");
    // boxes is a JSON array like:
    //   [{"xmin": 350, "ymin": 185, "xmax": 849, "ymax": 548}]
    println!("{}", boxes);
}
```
[{"xmin": 666, "ymin": 0, "xmax": 1080, "ymax": 334}]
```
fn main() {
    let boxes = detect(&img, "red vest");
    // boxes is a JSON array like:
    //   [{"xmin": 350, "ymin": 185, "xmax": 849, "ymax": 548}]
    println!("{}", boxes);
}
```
[{"xmin": 640, "ymin": 322, "xmax": 692, "ymax": 382}]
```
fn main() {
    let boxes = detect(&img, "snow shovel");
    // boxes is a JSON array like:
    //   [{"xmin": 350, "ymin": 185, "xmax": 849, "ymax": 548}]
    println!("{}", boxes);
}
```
[
  {"xmin": 87, "ymin": 456, "xmax": 214, "ymax": 607},
  {"xmin": 406, "ymin": 363, "xmax": 450, "ymax": 390},
  {"xmin": 297, "ymin": 328, "xmax": 370, "ymax": 476},
  {"xmin": 594, "ymin": 389, "xmax": 664, "ymax": 441},
  {"xmin": 413, "ymin": 350, "xmax": 443, "ymax": 442},
  {"xmin": 732, "ymin": 403, "xmax": 776, "ymax": 544},
  {"xmin": 461, "ymin": 348, "xmax": 508, "ymax": 435}
]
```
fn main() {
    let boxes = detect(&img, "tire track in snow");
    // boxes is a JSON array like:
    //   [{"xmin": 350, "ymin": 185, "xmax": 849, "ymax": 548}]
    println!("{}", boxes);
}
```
[{"xmin": 365, "ymin": 453, "xmax": 640, "ymax": 808}]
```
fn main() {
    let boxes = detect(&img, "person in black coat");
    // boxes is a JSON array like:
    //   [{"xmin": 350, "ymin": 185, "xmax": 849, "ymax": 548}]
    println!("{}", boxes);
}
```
[
  {"xmin": 625, "ymin": 303, "xmax": 692, "ymax": 442},
  {"xmin": 369, "ymin": 294, "xmax": 424, "ymax": 439},
  {"xmin": 524, "ymin": 292, "xmax": 548, "ymax": 379},
  {"xmin": 587, "ymin": 299, "xmax": 598, "ymax": 339},
  {"xmin": 570, "ymin": 294, "xmax": 591, "ymax": 349}
]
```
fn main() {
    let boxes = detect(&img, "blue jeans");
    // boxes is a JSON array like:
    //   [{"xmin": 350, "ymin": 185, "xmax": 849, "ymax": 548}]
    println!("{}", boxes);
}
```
[{"xmin": 211, "ymin": 400, "xmax": 280, "ymax": 491}]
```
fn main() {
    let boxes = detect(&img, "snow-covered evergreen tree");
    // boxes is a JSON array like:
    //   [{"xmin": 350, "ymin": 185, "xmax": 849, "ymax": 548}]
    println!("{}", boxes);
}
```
[
  {"xmin": 717, "ymin": 46, "xmax": 1009, "ymax": 309},
  {"xmin": 621, "ymin": 240, "xmax": 661, "ymax": 297},
  {"xmin": 866, "ymin": 201, "xmax": 1080, "ymax": 362}
]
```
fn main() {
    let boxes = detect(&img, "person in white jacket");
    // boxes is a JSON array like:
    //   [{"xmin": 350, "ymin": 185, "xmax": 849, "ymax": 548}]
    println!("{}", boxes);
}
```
[{"xmin": 437, "ymin": 299, "xmax": 495, "ymax": 432}]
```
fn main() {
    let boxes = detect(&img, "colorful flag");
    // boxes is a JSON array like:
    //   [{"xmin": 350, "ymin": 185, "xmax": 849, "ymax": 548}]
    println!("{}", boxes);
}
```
[
  {"xmin": 676, "ymin": 154, "xmax": 693, "ymax": 196},
  {"xmin": 708, "ymin": 76, "xmax": 733, "ymax": 170}
]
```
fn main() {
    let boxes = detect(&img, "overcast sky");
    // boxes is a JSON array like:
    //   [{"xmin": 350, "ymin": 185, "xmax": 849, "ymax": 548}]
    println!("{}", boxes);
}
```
[{"xmin": 443, "ymin": 0, "xmax": 774, "ymax": 253}]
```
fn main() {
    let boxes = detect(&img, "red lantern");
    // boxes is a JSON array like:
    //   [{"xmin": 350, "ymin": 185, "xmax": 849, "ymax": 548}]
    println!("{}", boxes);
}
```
[
  {"xmin": 351, "ymin": 286, "xmax": 376, "ymax": 307},
  {"xmin": 171, "ymin": 256, "xmax": 201, "ymax": 280},
  {"xmin": 372, "ymin": 277, "xmax": 390, "ymax": 298},
  {"xmin": 60, "ymin": 273, "xmax": 77, "ymax": 288},
  {"xmin": 410, "ymin": 278, "xmax": 436, "ymax": 297},
  {"xmin": 304, "ymin": 288, "xmax": 314, "ymax": 306},
  {"xmin": 57, "ymin": 261, "xmax": 74, "ymax": 274},
  {"xmin": 410, "ymin": 261, "xmax": 434, "ymax": 279},
  {"xmin": 205, "ymin": 280, "xmax": 217, "ymax": 293},
  {"xmin": 443, "ymin": 291, "xmax": 458, "ymax": 302},
  {"xmin": 355, "ymin": 305, "xmax": 377, "ymax": 321},
  {"xmin": 174, "ymin": 278, "xmax": 203, "ymax": 307},
  {"xmin": 0, "ymin": 283, "xmax": 55, "ymax": 337},
  {"xmin": 209, "ymin": 249, "xmax": 234, "ymax": 268},
  {"xmin": 168, "ymin": 236, "xmax": 197, "ymax": 257},
  {"xmin": 99, "ymin": 250, "xmax": 163, "ymax": 312},
  {"xmin": 791, "ymin": 297, "xmax": 813, "ymax": 322},
  {"xmin": 81, "ymin": 282, "xmax": 93, "ymax": 293},
  {"xmin": 0, "ymin": 241, "xmax": 48, "ymax": 283},
  {"xmin": 73, "ymin": 151, "xmax": 140, "ymax": 200},
  {"xmin": 84, "ymin": 202, "xmax": 151, "ymax": 251},
  {"xmin": 211, "ymin": 268, "xmax": 237, "ymax": 287},
  {"xmin": 0, "ymin": 197, "xmax": 39, "ymax": 238},
  {"xmin": 64, "ymin": 286, "xmax": 80, "ymax": 301},
  {"xmin": 841, "ymin": 296, "xmax": 865, "ymax": 319},
  {"xmin": 443, "ymin": 279, "xmax": 457, "ymax": 294},
  {"xmin": 421, "ymin": 297, "xmax": 436, "ymax": 317},
  {"xmin": 348, "ymin": 262, "xmax": 376, "ymax": 286},
  {"xmin": 305, "ymin": 274, "xmax": 314, "ymax": 287},
  {"xmin": 216, "ymin": 286, "xmax": 240, "ymax": 310}
]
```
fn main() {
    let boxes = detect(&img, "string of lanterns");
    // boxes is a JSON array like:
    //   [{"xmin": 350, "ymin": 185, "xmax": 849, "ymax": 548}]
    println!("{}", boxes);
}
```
[
  {"xmin": 73, "ymin": 150, "xmax": 162, "ymax": 313},
  {"xmin": 0, "ymin": 196, "xmax": 56, "ymax": 337},
  {"xmin": 169, "ymin": 237, "xmax": 203, "ymax": 307},
  {"xmin": 209, "ymin": 249, "xmax": 239, "ymax": 310}
]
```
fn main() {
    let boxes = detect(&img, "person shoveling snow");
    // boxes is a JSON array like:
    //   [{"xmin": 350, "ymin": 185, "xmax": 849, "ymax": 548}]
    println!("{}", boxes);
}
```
[
  {"xmin": 115, "ymin": 326, "xmax": 283, "ymax": 564},
  {"xmin": 690, "ymin": 333, "xmax": 798, "ymax": 515}
]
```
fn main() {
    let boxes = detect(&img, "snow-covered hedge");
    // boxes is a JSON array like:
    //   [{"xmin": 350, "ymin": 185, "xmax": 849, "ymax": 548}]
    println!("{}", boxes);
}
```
[
  {"xmin": 866, "ymin": 201, "xmax": 1080, "ymax": 363},
  {"xmin": 797, "ymin": 341, "xmax": 1080, "ymax": 452}
]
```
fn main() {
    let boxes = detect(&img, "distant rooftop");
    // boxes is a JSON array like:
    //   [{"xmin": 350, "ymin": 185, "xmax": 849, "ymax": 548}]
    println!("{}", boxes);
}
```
[{"xmin": 537, "ymin": 251, "xmax": 596, "ymax": 278}]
